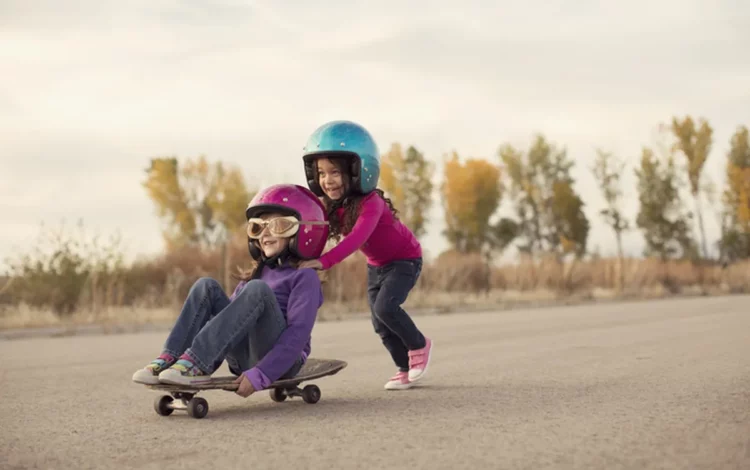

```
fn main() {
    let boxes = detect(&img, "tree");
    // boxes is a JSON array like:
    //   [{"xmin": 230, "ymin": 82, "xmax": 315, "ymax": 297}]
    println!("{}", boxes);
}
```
[
  {"xmin": 142, "ymin": 158, "xmax": 194, "ymax": 247},
  {"xmin": 591, "ymin": 149, "xmax": 630, "ymax": 288},
  {"xmin": 143, "ymin": 156, "xmax": 253, "ymax": 249},
  {"xmin": 719, "ymin": 125, "xmax": 750, "ymax": 261},
  {"xmin": 143, "ymin": 156, "xmax": 254, "ymax": 290},
  {"xmin": 441, "ymin": 152, "xmax": 502, "ymax": 256},
  {"xmin": 670, "ymin": 116, "xmax": 713, "ymax": 258},
  {"xmin": 635, "ymin": 147, "xmax": 695, "ymax": 260},
  {"xmin": 379, "ymin": 143, "xmax": 435, "ymax": 239},
  {"xmin": 498, "ymin": 134, "xmax": 590, "ymax": 259}
]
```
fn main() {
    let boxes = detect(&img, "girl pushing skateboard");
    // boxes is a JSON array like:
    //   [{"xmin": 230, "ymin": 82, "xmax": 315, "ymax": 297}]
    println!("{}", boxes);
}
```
[{"xmin": 298, "ymin": 120, "xmax": 434, "ymax": 390}]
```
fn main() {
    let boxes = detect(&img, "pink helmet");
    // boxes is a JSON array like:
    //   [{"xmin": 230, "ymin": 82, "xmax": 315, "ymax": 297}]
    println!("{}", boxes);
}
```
[{"xmin": 245, "ymin": 184, "xmax": 329, "ymax": 260}]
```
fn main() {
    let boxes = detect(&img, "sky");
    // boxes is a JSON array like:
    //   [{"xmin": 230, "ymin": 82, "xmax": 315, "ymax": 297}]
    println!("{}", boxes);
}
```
[{"xmin": 1, "ymin": 0, "xmax": 749, "ymax": 269}]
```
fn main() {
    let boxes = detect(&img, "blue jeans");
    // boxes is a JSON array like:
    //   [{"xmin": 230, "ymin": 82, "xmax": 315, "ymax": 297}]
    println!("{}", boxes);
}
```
[
  {"xmin": 367, "ymin": 258, "xmax": 426, "ymax": 372},
  {"xmin": 162, "ymin": 277, "xmax": 302, "ymax": 379}
]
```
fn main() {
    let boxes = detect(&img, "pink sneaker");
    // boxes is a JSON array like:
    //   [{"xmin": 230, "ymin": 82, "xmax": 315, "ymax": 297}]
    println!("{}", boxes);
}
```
[
  {"xmin": 384, "ymin": 371, "xmax": 413, "ymax": 390},
  {"xmin": 408, "ymin": 337, "xmax": 433, "ymax": 382}
]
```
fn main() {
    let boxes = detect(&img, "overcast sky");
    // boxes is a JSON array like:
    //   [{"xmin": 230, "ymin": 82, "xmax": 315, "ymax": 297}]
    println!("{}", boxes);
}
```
[{"xmin": 1, "ymin": 0, "xmax": 749, "ymax": 268}]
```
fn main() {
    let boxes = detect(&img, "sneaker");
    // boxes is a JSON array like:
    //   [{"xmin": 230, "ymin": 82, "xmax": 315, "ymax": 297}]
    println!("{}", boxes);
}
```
[
  {"xmin": 407, "ymin": 337, "xmax": 433, "ymax": 382},
  {"xmin": 132, "ymin": 354, "xmax": 175, "ymax": 385},
  {"xmin": 384, "ymin": 371, "xmax": 413, "ymax": 390},
  {"xmin": 158, "ymin": 357, "xmax": 213, "ymax": 387}
]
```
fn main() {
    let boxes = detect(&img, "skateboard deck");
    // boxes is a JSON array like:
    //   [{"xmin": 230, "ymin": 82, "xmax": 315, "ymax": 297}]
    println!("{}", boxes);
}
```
[{"xmin": 145, "ymin": 358, "xmax": 347, "ymax": 419}]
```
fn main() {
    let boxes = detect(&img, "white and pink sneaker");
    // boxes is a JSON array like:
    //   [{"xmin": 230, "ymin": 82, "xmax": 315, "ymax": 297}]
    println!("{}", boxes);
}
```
[
  {"xmin": 407, "ymin": 337, "xmax": 433, "ymax": 382},
  {"xmin": 384, "ymin": 371, "xmax": 413, "ymax": 390}
]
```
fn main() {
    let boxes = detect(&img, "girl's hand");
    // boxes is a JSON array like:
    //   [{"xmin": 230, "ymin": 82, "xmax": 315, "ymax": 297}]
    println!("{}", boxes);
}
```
[
  {"xmin": 234, "ymin": 374, "xmax": 256, "ymax": 398},
  {"xmin": 299, "ymin": 259, "xmax": 323, "ymax": 270}
]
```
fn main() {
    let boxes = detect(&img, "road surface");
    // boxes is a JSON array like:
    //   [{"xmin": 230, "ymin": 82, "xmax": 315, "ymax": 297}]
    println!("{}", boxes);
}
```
[{"xmin": 1, "ymin": 295, "xmax": 749, "ymax": 469}]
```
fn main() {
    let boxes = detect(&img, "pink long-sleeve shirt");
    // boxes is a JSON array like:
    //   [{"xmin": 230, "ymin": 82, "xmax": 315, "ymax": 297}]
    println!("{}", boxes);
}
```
[{"xmin": 319, "ymin": 192, "xmax": 422, "ymax": 269}]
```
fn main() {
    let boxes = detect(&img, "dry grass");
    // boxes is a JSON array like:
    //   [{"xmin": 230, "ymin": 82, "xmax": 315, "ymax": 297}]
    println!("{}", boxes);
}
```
[
  {"xmin": 0, "ymin": 304, "xmax": 176, "ymax": 330},
  {"xmin": 3, "ymin": 248, "xmax": 749, "ymax": 330}
]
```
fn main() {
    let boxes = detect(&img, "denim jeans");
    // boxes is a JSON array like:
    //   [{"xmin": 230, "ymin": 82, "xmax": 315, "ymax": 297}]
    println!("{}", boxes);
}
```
[
  {"xmin": 367, "ymin": 258, "xmax": 426, "ymax": 371},
  {"xmin": 162, "ymin": 277, "xmax": 302, "ymax": 378}
]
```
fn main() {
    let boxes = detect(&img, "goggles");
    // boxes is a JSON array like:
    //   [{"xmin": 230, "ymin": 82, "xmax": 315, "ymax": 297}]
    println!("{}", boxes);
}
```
[{"xmin": 246, "ymin": 216, "xmax": 328, "ymax": 239}]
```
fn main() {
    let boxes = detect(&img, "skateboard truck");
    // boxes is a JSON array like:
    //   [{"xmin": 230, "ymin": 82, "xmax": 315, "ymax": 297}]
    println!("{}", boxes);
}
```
[
  {"xmin": 154, "ymin": 392, "xmax": 209, "ymax": 419},
  {"xmin": 269, "ymin": 384, "xmax": 321, "ymax": 404}
]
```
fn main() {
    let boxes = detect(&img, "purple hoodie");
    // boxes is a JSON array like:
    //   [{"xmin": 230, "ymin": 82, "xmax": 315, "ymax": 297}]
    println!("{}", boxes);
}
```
[{"xmin": 228, "ymin": 265, "xmax": 323, "ymax": 391}]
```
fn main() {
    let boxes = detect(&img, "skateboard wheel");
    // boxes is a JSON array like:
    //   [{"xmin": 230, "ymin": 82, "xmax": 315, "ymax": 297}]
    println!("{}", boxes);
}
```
[
  {"xmin": 301, "ymin": 385, "xmax": 321, "ymax": 404},
  {"xmin": 187, "ymin": 397, "xmax": 209, "ymax": 419},
  {"xmin": 154, "ymin": 395, "xmax": 174, "ymax": 416},
  {"xmin": 270, "ymin": 388, "xmax": 287, "ymax": 403}
]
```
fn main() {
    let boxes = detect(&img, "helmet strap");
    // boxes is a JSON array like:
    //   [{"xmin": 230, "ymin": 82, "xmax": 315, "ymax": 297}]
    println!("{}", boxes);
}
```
[
  {"xmin": 248, "ymin": 238, "xmax": 294, "ymax": 268},
  {"xmin": 259, "ymin": 245, "xmax": 292, "ymax": 269}
]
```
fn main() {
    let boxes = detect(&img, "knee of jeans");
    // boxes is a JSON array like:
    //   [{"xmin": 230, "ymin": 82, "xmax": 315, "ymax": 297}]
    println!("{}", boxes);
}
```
[
  {"xmin": 371, "ymin": 317, "xmax": 389, "ymax": 337},
  {"xmin": 191, "ymin": 277, "xmax": 221, "ymax": 295},
  {"xmin": 236, "ymin": 279, "xmax": 273, "ymax": 300},
  {"xmin": 372, "ymin": 295, "xmax": 402, "ymax": 322}
]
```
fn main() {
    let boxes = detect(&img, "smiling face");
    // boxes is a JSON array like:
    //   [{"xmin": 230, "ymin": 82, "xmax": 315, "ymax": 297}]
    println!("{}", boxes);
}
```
[
  {"xmin": 258, "ymin": 212, "xmax": 291, "ymax": 258},
  {"xmin": 316, "ymin": 157, "xmax": 349, "ymax": 201}
]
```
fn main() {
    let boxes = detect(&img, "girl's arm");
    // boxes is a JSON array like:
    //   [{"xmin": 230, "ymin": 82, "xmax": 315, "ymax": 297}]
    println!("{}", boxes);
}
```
[
  {"xmin": 318, "ymin": 194, "xmax": 384, "ymax": 269},
  {"xmin": 242, "ymin": 269, "xmax": 323, "ymax": 390}
]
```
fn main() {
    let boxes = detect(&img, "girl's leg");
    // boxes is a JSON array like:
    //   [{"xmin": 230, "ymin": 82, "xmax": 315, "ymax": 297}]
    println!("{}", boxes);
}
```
[
  {"xmin": 132, "ymin": 277, "xmax": 229, "ymax": 384},
  {"xmin": 224, "ymin": 286, "xmax": 304, "ymax": 384},
  {"xmin": 371, "ymin": 258, "xmax": 433, "ymax": 382},
  {"xmin": 159, "ymin": 279, "xmax": 302, "ymax": 387},
  {"xmin": 162, "ymin": 277, "xmax": 231, "ymax": 358},
  {"xmin": 369, "ymin": 264, "xmax": 411, "ymax": 371},
  {"xmin": 368, "ymin": 264, "xmax": 414, "ymax": 390}
]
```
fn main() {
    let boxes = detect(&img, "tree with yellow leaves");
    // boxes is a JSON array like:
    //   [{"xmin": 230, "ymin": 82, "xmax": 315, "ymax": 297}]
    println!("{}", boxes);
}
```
[
  {"xmin": 143, "ymin": 156, "xmax": 253, "ymax": 250},
  {"xmin": 670, "ymin": 115, "xmax": 713, "ymax": 258},
  {"xmin": 441, "ymin": 152, "xmax": 502, "ymax": 256},
  {"xmin": 719, "ymin": 125, "xmax": 750, "ymax": 261},
  {"xmin": 379, "ymin": 143, "xmax": 434, "ymax": 239},
  {"xmin": 498, "ymin": 134, "xmax": 589, "ymax": 259}
]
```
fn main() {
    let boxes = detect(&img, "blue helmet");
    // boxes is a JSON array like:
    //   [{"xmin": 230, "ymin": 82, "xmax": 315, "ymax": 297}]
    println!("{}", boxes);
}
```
[{"xmin": 302, "ymin": 120, "xmax": 380, "ymax": 197}]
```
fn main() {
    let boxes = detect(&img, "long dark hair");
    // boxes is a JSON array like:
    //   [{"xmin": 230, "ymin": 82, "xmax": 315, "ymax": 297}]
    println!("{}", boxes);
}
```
[{"xmin": 316, "ymin": 157, "xmax": 398, "ymax": 241}]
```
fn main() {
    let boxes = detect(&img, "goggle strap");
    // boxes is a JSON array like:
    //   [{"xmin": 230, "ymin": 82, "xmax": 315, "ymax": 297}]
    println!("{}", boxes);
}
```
[{"xmin": 297, "ymin": 221, "xmax": 329, "ymax": 226}]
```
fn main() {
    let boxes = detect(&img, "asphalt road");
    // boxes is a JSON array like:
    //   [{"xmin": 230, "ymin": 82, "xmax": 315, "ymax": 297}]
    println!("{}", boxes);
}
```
[{"xmin": 1, "ymin": 295, "xmax": 749, "ymax": 470}]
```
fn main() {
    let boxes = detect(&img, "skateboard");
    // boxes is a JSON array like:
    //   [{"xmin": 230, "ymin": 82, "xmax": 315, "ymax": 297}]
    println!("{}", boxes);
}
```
[{"xmin": 144, "ymin": 358, "xmax": 347, "ymax": 419}]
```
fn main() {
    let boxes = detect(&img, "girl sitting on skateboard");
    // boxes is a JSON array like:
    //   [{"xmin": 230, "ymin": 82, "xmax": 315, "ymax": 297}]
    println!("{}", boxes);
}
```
[
  {"xmin": 132, "ymin": 184, "xmax": 329, "ymax": 398},
  {"xmin": 297, "ymin": 120, "xmax": 433, "ymax": 391}
]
